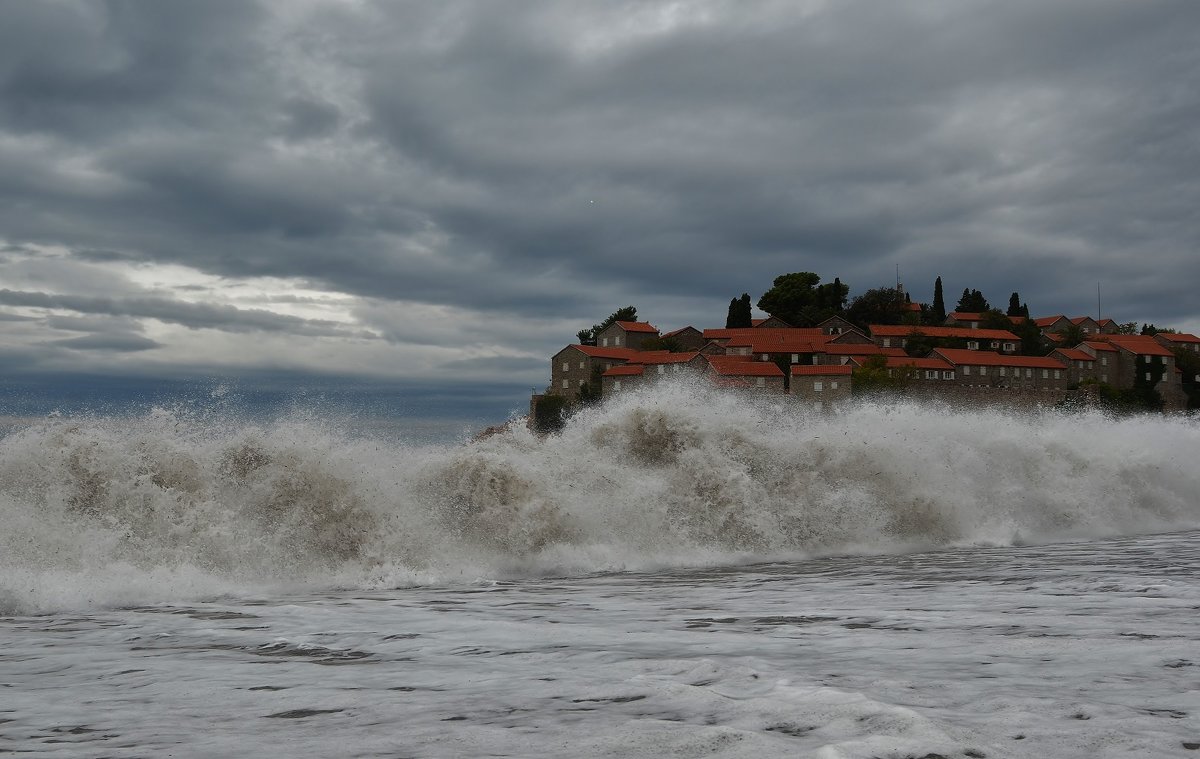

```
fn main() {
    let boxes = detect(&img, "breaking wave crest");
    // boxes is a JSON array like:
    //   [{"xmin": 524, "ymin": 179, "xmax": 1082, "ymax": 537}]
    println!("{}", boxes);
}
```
[{"xmin": 2, "ymin": 384, "xmax": 1198, "ymax": 613}]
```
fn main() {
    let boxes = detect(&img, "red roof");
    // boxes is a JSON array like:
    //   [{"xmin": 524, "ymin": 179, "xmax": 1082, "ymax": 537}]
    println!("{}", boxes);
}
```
[
  {"xmin": 1083, "ymin": 341, "xmax": 1117, "ymax": 353},
  {"xmin": 628, "ymin": 351, "xmax": 701, "ymax": 365},
  {"xmin": 603, "ymin": 365, "xmax": 644, "ymax": 377},
  {"xmin": 1034, "ymin": 315, "xmax": 1068, "ymax": 328},
  {"xmin": 1069, "ymin": 316, "xmax": 1099, "ymax": 326},
  {"xmin": 703, "ymin": 327, "xmax": 825, "ymax": 341},
  {"xmin": 948, "ymin": 311, "xmax": 984, "ymax": 321},
  {"xmin": 791, "ymin": 365, "xmax": 854, "ymax": 376},
  {"xmin": 559, "ymin": 345, "xmax": 640, "ymax": 360},
  {"xmin": 884, "ymin": 357, "xmax": 954, "ymax": 371},
  {"xmin": 903, "ymin": 302, "xmax": 923, "ymax": 312},
  {"xmin": 1096, "ymin": 335, "xmax": 1174, "ymax": 357},
  {"xmin": 1053, "ymin": 348, "xmax": 1095, "ymax": 361},
  {"xmin": 1156, "ymin": 332, "xmax": 1200, "ymax": 344},
  {"xmin": 660, "ymin": 326, "xmax": 698, "ymax": 338},
  {"xmin": 614, "ymin": 321, "xmax": 659, "ymax": 333},
  {"xmin": 933, "ymin": 349, "xmax": 1062, "ymax": 369},
  {"xmin": 706, "ymin": 356, "xmax": 784, "ymax": 377},
  {"xmin": 869, "ymin": 325, "xmax": 1019, "ymax": 341},
  {"xmin": 823, "ymin": 344, "xmax": 907, "ymax": 356}
]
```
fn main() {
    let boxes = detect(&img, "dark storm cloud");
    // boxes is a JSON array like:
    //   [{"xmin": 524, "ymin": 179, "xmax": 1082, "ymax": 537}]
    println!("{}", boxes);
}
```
[
  {"xmin": 49, "ymin": 333, "xmax": 162, "ymax": 352},
  {"xmin": 1, "ymin": 0, "xmax": 1198, "ymax": 392},
  {"xmin": 0, "ymin": 289, "xmax": 367, "ymax": 338}
]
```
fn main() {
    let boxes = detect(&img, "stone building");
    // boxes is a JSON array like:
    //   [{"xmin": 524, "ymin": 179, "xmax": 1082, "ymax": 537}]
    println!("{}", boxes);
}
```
[
  {"xmin": 790, "ymin": 365, "xmax": 853, "ymax": 410},
  {"xmin": 931, "ymin": 349, "xmax": 1071, "ymax": 391},
  {"xmin": 594, "ymin": 320, "xmax": 660, "ymax": 350},
  {"xmin": 660, "ymin": 326, "xmax": 705, "ymax": 351},
  {"xmin": 870, "ymin": 325, "xmax": 1021, "ymax": 353},
  {"xmin": 704, "ymin": 355, "xmax": 786, "ymax": 392},
  {"xmin": 549, "ymin": 344, "xmax": 638, "ymax": 399}
]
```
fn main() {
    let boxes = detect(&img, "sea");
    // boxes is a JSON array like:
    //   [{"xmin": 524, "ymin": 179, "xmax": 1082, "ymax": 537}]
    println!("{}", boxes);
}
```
[{"xmin": 1, "ymin": 382, "xmax": 1198, "ymax": 758}]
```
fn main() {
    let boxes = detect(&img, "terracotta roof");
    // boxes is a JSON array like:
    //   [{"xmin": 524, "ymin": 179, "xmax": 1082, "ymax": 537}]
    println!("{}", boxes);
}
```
[
  {"xmin": 702, "ymin": 327, "xmax": 825, "ymax": 340},
  {"xmin": 1097, "ymin": 335, "xmax": 1174, "ymax": 357},
  {"xmin": 1034, "ymin": 315, "xmax": 1067, "ymax": 327},
  {"xmin": 660, "ymin": 326, "xmax": 698, "ymax": 338},
  {"xmin": 1155, "ymin": 332, "xmax": 1200, "ymax": 344},
  {"xmin": 706, "ymin": 356, "xmax": 784, "ymax": 377},
  {"xmin": 1009, "ymin": 316, "xmax": 1028, "ymax": 324},
  {"xmin": 791, "ymin": 365, "xmax": 854, "ymax": 376},
  {"xmin": 869, "ymin": 325, "xmax": 1019, "ymax": 341},
  {"xmin": 933, "ymin": 349, "xmax": 1062, "ymax": 369},
  {"xmin": 903, "ymin": 302, "xmax": 923, "ymax": 312},
  {"xmin": 823, "ymin": 344, "xmax": 907, "ymax": 356},
  {"xmin": 1098, "ymin": 319, "xmax": 1116, "ymax": 327},
  {"xmin": 614, "ymin": 320, "xmax": 659, "ymax": 333},
  {"xmin": 751, "ymin": 319, "xmax": 767, "ymax": 326},
  {"xmin": 1069, "ymin": 316, "xmax": 1099, "ymax": 325},
  {"xmin": 628, "ymin": 351, "xmax": 701, "ymax": 365},
  {"xmin": 948, "ymin": 311, "xmax": 984, "ymax": 321},
  {"xmin": 561, "ymin": 345, "xmax": 640, "ymax": 360},
  {"xmin": 1083, "ymin": 341, "xmax": 1117, "ymax": 353},
  {"xmin": 883, "ymin": 357, "xmax": 954, "ymax": 371},
  {"xmin": 603, "ymin": 365, "xmax": 644, "ymax": 377},
  {"xmin": 1053, "ymin": 348, "xmax": 1094, "ymax": 361}
]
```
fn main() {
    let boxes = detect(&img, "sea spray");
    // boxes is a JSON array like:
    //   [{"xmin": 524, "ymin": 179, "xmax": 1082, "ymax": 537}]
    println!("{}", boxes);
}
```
[{"xmin": 1, "ymin": 383, "xmax": 1197, "ymax": 612}]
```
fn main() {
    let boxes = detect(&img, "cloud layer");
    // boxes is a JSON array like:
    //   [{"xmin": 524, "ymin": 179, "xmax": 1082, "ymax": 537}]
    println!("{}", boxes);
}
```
[{"xmin": 2, "ymin": 1, "xmax": 1198, "ymax": 414}]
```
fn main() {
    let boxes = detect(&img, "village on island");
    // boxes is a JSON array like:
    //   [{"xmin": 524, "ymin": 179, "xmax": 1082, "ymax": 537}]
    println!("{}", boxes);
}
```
[{"xmin": 531, "ymin": 273, "xmax": 1200, "ymax": 430}]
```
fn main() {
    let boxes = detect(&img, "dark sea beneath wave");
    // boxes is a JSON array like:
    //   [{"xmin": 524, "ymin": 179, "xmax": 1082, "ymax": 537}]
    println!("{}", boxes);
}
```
[{"xmin": 2, "ymin": 384, "xmax": 1198, "ymax": 757}]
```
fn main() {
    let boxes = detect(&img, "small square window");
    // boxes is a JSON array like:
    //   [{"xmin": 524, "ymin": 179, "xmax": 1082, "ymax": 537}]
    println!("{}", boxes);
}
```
[
  {"xmin": 791, "ymin": 353, "xmax": 799, "ymax": 363},
  {"xmin": 657, "ymin": 365, "xmax": 665, "ymax": 374},
  {"xmin": 814, "ymin": 381, "xmax": 824, "ymax": 391},
  {"xmin": 562, "ymin": 362, "xmax": 569, "ymax": 372},
  {"xmin": 1054, "ymin": 370, "xmax": 1061, "ymax": 379},
  {"xmin": 561, "ymin": 379, "xmax": 569, "ymax": 389},
  {"xmin": 831, "ymin": 381, "xmax": 839, "ymax": 390},
  {"xmin": 756, "ymin": 377, "xmax": 765, "ymax": 387},
  {"xmin": 942, "ymin": 371, "xmax": 953, "ymax": 380},
  {"xmin": 613, "ymin": 380, "xmax": 622, "ymax": 390}
]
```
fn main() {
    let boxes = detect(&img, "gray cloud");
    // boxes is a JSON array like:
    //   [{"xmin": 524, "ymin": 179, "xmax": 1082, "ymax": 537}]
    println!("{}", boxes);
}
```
[
  {"xmin": 49, "ymin": 333, "xmax": 162, "ymax": 352},
  {"xmin": 0, "ymin": 0, "xmax": 1198, "ymax": 406}
]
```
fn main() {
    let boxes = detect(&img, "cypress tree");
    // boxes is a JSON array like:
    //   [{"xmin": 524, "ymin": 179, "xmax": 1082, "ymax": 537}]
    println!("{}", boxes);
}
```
[
  {"xmin": 726, "ymin": 298, "xmax": 739, "ymax": 328},
  {"xmin": 932, "ymin": 277, "xmax": 946, "ymax": 324},
  {"xmin": 1007, "ymin": 292, "xmax": 1022, "ymax": 317}
]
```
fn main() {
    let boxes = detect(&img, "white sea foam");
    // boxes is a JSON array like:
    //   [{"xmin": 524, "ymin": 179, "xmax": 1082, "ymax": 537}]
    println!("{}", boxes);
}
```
[{"xmin": 2, "ymin": 384, "xmax": 1198, "ymax": 612}]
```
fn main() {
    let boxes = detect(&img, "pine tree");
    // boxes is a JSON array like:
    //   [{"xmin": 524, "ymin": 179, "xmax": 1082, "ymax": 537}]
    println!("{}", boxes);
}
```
[
  {"xmin": 725, "ymin": 298, "xmax": 739, "ymax": 328},
  {"xmin": 1007, "ymin": 292, "xmax": 1022, "ymax": 317}
]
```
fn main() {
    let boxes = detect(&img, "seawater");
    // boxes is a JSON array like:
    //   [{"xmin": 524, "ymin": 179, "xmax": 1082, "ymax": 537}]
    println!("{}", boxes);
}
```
[{"xmin": 1, "ymin": 384, "xmax": 1198, "ymax": 757}]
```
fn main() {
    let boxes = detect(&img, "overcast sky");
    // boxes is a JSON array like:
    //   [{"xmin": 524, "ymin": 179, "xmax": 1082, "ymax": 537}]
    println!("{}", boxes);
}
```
[{"xmin": 1, "ymin": 1, "xmax": 1198, "ymax": 419}]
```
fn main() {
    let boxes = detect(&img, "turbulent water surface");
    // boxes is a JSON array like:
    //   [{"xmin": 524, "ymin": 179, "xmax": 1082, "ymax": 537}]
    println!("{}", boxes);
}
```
[{"xmin": 2, "ymin": 386, "xmax": 1198, "ymax": 757}]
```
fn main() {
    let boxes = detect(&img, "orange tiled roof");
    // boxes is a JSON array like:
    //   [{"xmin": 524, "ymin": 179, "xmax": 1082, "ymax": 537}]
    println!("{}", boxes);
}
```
[
  {"xmin": 1053, "ymin": 348, "xmax": 1094, "ymax": 361},
  {"xmin": 603, "ymin": 365, "xmax": 644, "ymax": 377},
  {"xmin": 660, "ymin": 326, "xmax": 697, "ymax": 338},
  {"xmin": 869, "ymin": 325, "xmax": 1019, "ymax": 341},
  {"xmin": 1095, "ymin": 335, "xmax": 1174, "ymax": 357},
  {"xmin": 823, "ymin": 344, "xmax": 907, "ymax": 356},
  {"xmin": 628, "ymin": 351, "xmax": 701, "ymax": 365},
  {"xmin": 948, "ymin": 311, "xmax": 984, "ymax": 321},
  {"xmin": 1083, "ymin": 341, "xmax": 1118, "ymax": 352},
  {"xmin": 933, "ymin": 349, "xmax": 1063, "ymax": 369},
  {"xmin": 565, "ymin": 345, "xmax": 640, "ymax": 360},
  {"xmin": 614, "ymin": 320, "xmax": 659, "ymax": 333},
  {"xmin": 1034, "ymin": 315, "xmax": 1067, "ymax": 327},
  {"xmin": 706, "ymin": 356, "xmax": 784, "ymax": 376},
  {"xmin": 702, "ymin": 327, "xmax": 825, "ymax": 340},
  {"xmin": 1155, "ymin": 332, "xmax": 1200, "ymax": 344},
  {"xmin": 791, "ymin": 365, "xmax": 854, "ymax": 376}
]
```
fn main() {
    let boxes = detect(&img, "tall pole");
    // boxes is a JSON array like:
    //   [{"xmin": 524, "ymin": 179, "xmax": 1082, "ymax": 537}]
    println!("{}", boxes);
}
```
[{"xmin": 1097, "ymin": 282, "xmax": 1101, "ymax": 321}]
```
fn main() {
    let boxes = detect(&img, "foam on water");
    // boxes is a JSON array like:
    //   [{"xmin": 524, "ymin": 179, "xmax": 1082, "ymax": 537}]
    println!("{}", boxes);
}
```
[{"xmin": 2, "ymin": 383, "xmax": 1198, "ymax": 613}]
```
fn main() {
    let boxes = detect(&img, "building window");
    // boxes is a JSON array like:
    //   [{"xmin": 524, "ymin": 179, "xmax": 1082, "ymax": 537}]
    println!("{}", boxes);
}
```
[
  {"xmin": 999, "ymin": 367, "xmax": 1006, "ymax": 377},
  {"xmin": 967, "ymin": 341, "xmax": 979, "ymax": 350},
  {"xmin": 882, "ymin": 338, "xmax": 891, "ymax": 347},
  {"xmin": 613, "ymin": 380, "xmax": 621, "ymax": 390},
  {"xmin": 1042, "ymin": 369, "xmax": 1049, "ymax": 378},
  {"xmin": 942, "ymin": 371, "xmax": 953, "ymax": 380},
  {"xmin": 1054, "ymin": 370, "xmax": 1061, "ymax": 379},
  {"xmin": 615, "ymin": 335, "xmax": 622, "ymax": 346},
  {"xmin": 962, "ymin": 366, "xmax": 970, "ymax": 376},
  {"xmin": 561, "ymin": 379, "xmax": 569, "ymax": 389},
  {"xmin": 562, "ymin": 362, "xmax": 569, "ymax": 372},
  {"xmin": 657, "ymin": 365, "xmax": 665, "ymax": 374},
  {"xmin": 1003, "ymin": 343, "xmax": 1014, "ymax": 352},
  {"xmin": 926, "ymin": 370, "xmax": 937, "ymax": 379},
  {"xmin": 756, "ymin": 377, "xmax": 765, "ymax": 387},
  {"xmin": 1101, "ymin": 356, "xmax": 1108, "ymax": 366},
  {"xmin": 579, "ymin": 361, "xmax": 585, "ymax": 370},
  {"xmin": 1025, "ymin": 369, "xmax": 1032, "ymax": 378},
  {"xmin": 791, "ymin": 353, "xmax": 799, "ymax": 364},
  {"xmin": 1102, "ymin": 374, "xmax": 1108, "ymax": 382},
  {"xmin": 831, "ymin": 327, "xmax": 842, "ymax": 334},
  {"xmin": 990, "ymin": 341, "xmax": 999, "ymax": 349},
  {"xmin": 831, "ymin": 381, "xmax": 839, "ymax": 390},
  {"xmin": 814, "ymin": 381, "xmax": 824, "ymax": 391},
  {"xmin": 1145, "ymin": 372, "xmax": 1151, "ymax": 381},
  {"xmin": 601, "ymin": 338, "xmax": 609, "ymax": 347}
]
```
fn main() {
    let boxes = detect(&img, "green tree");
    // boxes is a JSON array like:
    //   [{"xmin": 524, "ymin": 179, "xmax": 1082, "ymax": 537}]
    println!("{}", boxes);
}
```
[
  {"xmin": 852, "ymin": 354, "xmax": 915, "ymax": 394},
  {"xmin": 1006, "ymin": 292, "xmax": 1029, "ymax": 318},
  {"xmin": 1059, "ymin": 324, "xmax": 1086, "ymax": 347},
  {"xmin": 533, "ymin": 394, "xmax": 570, "ymax": 434},
  {"xmin": 578, "ymin": 306, "xmax": 638, "ymax": 344},
  {"xmin": 1012, "ymin": 318, "xmax": 1047, "ymax": 356},
  {"xmin": 931, "ymin": 276, "xmax": 946, "ymax": 324},
  {"xmin": 638, "ymin": 335, "xmax": 684, "ymax": 352},
  {"xmin": 955, "ymin": 288, "xmax": 990, "ymax": 313},
  {"xmin": 845, "ymin": 286, "xmax": 906, "ymax": 330},
  {"xmin": 1171, "ymin": 346, "xmax": 1200, "ymax": 409},
  {"xmin": 1116, "ymin": 322, "xmax": 1139, "ymax": 335},
  {"xmin": 757, "ymin": 273, "xmax": 848, "ymax": 327},
  {"xmin": 725, "ymin": 293, "xmax": 753, "ymax": 328},
  {"xmin": 903, "ymin": 330, "xmax": 936, "ymax": 357},
  {"xmin": 1141, "ymin": 323, "xmax": 1175, "ymax": 336}
]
